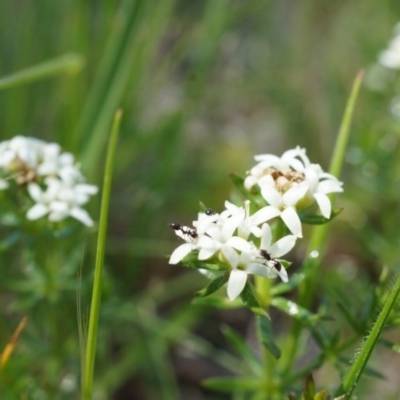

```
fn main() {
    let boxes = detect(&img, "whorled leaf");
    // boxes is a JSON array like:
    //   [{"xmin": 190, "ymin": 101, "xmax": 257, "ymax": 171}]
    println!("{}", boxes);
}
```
[
  {"xmin": 179, "ymin": 252, "xmax": 229, "ymax": 272},
  {"xmin": 195, "ymin": 272, "xmax": 229, "ymax": 297},
  {"xmin": 257, "ymin": 315, "xmax": 281, "ymax": 359},
  {"xmin": 299, "ymin": 208, "xmax": 343, "ymax": 225},
  {"xmin": 239, "ymin": 283, "xmax": 281, "ymax": 359}
]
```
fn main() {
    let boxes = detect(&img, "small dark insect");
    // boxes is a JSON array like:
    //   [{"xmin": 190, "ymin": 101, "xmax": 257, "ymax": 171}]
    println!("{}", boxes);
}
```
[
  {"xmin": 205, "ymin": 208, "xmax": 216, "ymax": 216},
  {"xmin": 259, "ymin": 249, "xmax": 282, "ymax": 271},
  {"xmin": 169, "ymin": 223, "xmax": 198, "ymax": 239}
]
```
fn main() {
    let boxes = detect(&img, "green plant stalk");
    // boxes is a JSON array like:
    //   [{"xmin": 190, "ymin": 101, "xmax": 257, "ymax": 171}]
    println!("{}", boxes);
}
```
[
  {"xmin": 0, "ymin": 53, "xmax": 84, "ymax": 91},
  {"xmin": 82, "ymin": 109, "xmax": 122, "ymax": 400},
  {"xmin": 279, "ymin": 70, "xmax": 364, "ymax": 378},
  {"xmin": 339, "ymin": 273, "xmax": 400, "ymax": 398},
  {"xmin": 254, "ymin": 219, "xmax": 287, "ymax": 398}
]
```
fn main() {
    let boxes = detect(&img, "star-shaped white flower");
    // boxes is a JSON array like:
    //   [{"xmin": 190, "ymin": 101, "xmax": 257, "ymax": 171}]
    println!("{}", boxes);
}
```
[
  {"xmin": 224, "ymin": 200, "xmax": 272, "ymax": 240},
  {"xmin": 196, "ymin": 212, "xmax": 244, "ymax": 261},
  {"xmin": 223, "ymin": 224, "xmax": 296, "ymax": 300},
  {"xmin": 26, "ymin": 178, "xmax": 97, "ymax": 227},
  {"xmin": 259, "ymin": 181, "xmax": 308, "ymax": 238},
  {"xmin": 248, "ymin": 223, "xmax": 296, "ymax": 282}
]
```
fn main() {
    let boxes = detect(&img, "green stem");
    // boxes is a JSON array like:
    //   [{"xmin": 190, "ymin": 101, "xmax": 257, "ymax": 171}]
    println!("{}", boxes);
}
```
[
  {"xmin": 0, "ymin": 53, "xmax": 84, "ymax": 91},
  {"xmin": 279, "ymin": 70, "xmax": 364, "ymax": 377},
  {"xmin": 82, "ymin": 109, "xmax": 122, "ymax": 400},
  {"xmin": 339, "ymin": 274, "xmax": 400, "ymax": 398}
]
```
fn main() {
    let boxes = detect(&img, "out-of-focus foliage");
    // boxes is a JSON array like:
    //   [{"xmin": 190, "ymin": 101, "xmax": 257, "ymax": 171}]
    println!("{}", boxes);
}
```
[{"xmin": 1, "ymin": 1, "xmax": 400, "ymax": 399}]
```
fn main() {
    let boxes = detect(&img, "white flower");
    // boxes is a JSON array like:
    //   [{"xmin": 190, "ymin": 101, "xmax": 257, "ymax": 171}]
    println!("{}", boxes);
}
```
[
  {"xmin": 224, "ymin": 200, "xmax": 273, "ymax": 240},
  {"xmin": 26, "ymin": 178, "xmax": 97, "ymax": 227},
  {"xmin": 196, "ymin": 212, "xmax": 245, "ymax": 261},
  {"xmin": 224, "ymin": 224, "xmax": 296, "ymax": 300},
  {"xmin": 260, "ymin": 182, "xmax": 309, "ymax": 238},
  {"xmin": 245, "ymin": 146, "xmax": 310, "ymax": 190},
  {"xmin": 252, "ymin": 223, "xmax": 296, "ymax": 282},
  {"xmin": 0, "ymin": 136, "xmax": 98, "ymax": 227}
]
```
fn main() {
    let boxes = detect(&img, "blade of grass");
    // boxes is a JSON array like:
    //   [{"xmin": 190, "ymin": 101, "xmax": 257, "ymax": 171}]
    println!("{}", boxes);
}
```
[
  {"xmin": 338, "ymin": 272, "xmax": 400, "ymax": 398},
  {"xmin": 82, "ymin": 109, "xmax": 122, "ymax": 400},
  {"xmin": 78, "ymin": 0, "xmax": 176, "ymax": 175},
  {"xmin": 0, "ymin": 53, "xmax": 84, "ymax": 91}
]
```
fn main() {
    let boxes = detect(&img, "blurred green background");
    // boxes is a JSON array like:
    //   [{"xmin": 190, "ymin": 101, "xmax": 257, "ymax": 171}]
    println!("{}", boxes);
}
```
[{"xmin": 1, "ymin": 1, "xmax": 400, "ymax": 399}]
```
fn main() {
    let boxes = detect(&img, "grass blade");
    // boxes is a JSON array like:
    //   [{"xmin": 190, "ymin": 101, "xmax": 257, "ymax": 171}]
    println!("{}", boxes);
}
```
[
  {"xmin": 339, "ymin": 273, "xmax": 400, "ymax": 398},
  {"xmin": 82, "ymin": 110, "xmax": 122, "ymax": 400},
  {"xmin": 0, "ymin": 53, "xmax": 84, "ymax": 91}
]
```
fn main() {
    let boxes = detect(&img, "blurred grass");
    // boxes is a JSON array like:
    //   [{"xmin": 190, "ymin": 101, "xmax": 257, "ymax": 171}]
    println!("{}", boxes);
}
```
[{"xmin": 1, "ymin": 0, "xmax": 400, "ymax": 399}]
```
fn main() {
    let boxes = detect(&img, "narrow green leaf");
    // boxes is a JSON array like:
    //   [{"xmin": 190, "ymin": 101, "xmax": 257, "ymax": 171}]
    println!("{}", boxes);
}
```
[
  {"xmin": 195, "ymin": 273, "xmax": 229, "ymax": 297},
  {"xmin": 256, "ymin": 316, "xmax": 281, "ymax": 359},
  {"xmin": 0, "ymin": 53, "xmax": 84, "ymax": 90},
  {"xmin": 271, "ymin": 298, "xmax": 321, "ymax": 325},
  {"xmin": 222, "ymin": 325, "xmax": 262, "ymax": 375},
  {"xmin": 239, "ymin": 283, "xmax": 266, "ymax": 317},
  {"xmin": 203, "ymin": 377, "xmax": 262, "ymax": 392},
  {"xmin": 329, "ymin": 70, "xmax": 365, "ymax": 179},
  {"xmin": 339, "ymin": 272, "xmax": 400, "ymax": 398},
  {"xmin": 82, "ymin": 110, "xmax": 122, "ymax": 400},
  {"xmin": 299, "ymin": 208, "xmax": 343, "ymax": 225}
]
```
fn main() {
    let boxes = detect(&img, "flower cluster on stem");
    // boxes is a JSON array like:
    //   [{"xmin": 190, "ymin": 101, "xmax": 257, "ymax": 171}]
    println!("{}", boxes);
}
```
[
  {"xmin": 168, "ymin": 147, "xmax": 343, "ymax": 302},
  {"xmin": 0, "ymin": 136, "xmax": 98, "ymax": 227}
]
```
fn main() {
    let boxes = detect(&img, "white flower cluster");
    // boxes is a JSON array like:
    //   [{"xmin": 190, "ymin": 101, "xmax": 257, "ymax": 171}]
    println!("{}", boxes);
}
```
[
  {"xmin": 0, "ymin": 136, "xmax": 98, "ymax": 227},
  {"xmin": 170, "ymin": 200, "xmax": 296, "ymax": 301},
  {"xmin": 169, "ymin": 147, "xmax": 343, "ymax": 301},
  {"xmin": 244, "ymin": 146, "xmax": 343, "ymax": 238}
]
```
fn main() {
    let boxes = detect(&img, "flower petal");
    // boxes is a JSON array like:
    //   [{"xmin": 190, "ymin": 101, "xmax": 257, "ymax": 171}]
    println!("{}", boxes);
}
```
[
  {"xmin": 227, "ymin": 269, "xmax": 248, "ymax": 300},
  {"xmin": 26, "ymin": 204, "xmax": 49, "ymax": 220},
  {"xmin": 275, "ymin": 265, "xmax": 289, "ymax": 282},
  {"xmin": 247, "ymin": 263, "xmax": 274, "ymax": 278},
  {"xmin": 169, "ymin": 243, "xmax": 193, "ymax": 264},
  {"xmin": 226, "ymin": 236, "xmax": 251, "ymax": 252},
  {"xmin": 260, "ymin": 186, "xmax": 281, "ymax": 207},
  {"xmin": 269, "ymin": 235, "xmax": 297, "ymax": 258},
  {"xmin": 282, "ymin": 182, "xmax": 308, "ymax": 206},
  {"xmin": 221, "ymin": 244, "xmax": 239, "ymax": 268},
  {"xmin": 70, "ymin": 207, "xmax": 94, "ymax": 227},
  {"xmin": 260, "ymin": 223, "xmax": 272, "ymax": 250},
  {"xmin": 314, "ymin": 192, "xmax": 331, "ymax": 219},
  {"xmin": 281, "ymin": 207, "xmax": 302, "ymax": 238},
  {"xmin": 27, "ymin": 183, "xmax": 43, "ymax": 202},
  {"xmin": 317, "ymin": 180, "xmax": 343, "ymax": 194},
  {"xmin": 197, "ymin": 236, "xmax": 220, "ymax": 260}
]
